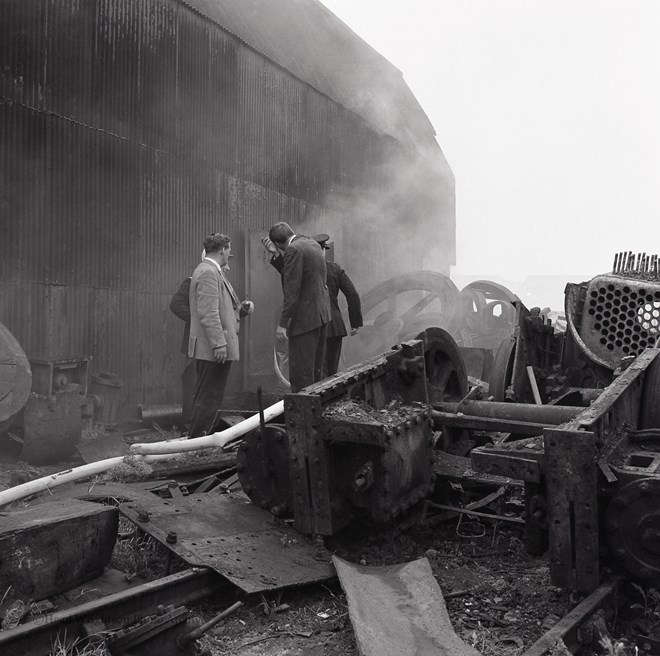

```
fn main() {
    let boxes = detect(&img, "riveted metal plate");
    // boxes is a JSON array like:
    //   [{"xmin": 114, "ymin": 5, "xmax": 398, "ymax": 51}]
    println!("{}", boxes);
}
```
[{"xmin": 120, "ymin": 493, "xmax": 334, "ymax": 594}]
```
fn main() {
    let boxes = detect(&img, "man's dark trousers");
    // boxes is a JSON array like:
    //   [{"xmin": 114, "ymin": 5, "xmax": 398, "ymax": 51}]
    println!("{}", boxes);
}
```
[
  {"xmin": 189, "ymin": 360, "xmax": 232, "ymax": 437},
  {"xmin": 324, "ymin": 335, "xmax": 343, "ymax": 377},
  {"xmin": 288, "ymin": 323, "xmax": 328, "ymax": 393}
]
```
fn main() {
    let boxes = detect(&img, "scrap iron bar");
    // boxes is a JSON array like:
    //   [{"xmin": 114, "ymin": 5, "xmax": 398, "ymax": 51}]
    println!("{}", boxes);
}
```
[
  {"xmin": 433, "ymin": 400, "xmax": 582, "ymax": 425},
  {"xmin": 0, "ymin": 568, "xmax": 227, "ymax": 656},
  {"xmin": 521, "ymin": 578, "xmax": 622, "ymax": 656},
  {"xmin": 432, "ymin": 410, "xmax": 556, "ymax": 436}
]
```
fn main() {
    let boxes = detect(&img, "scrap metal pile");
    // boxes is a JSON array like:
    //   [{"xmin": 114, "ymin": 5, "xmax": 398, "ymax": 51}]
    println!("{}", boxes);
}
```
[{"xmin": 1, "ymin": 252, "xmax": 660, "ymax": 654}]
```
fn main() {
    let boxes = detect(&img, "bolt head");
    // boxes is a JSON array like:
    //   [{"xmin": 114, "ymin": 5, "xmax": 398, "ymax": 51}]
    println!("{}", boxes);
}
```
[{"xmin": 639, "ymin": 482, "xmax": 651, "ymax": 495}]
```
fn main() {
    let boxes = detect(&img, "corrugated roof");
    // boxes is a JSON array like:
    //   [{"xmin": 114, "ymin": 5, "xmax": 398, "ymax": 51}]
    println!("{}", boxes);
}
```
[{"xmin": 180, "ymin": 0, "xmax": 438, "ymax": 152}]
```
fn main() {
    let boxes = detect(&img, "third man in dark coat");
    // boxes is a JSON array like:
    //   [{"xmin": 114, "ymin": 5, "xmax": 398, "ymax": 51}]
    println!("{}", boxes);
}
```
[
  {"xmin": 311, "ymin": 234, "xmax": 362, "ymax": 376},
  {"xmin": 265, "ymin": 222, "xmax": 331, "ymax": 392}
]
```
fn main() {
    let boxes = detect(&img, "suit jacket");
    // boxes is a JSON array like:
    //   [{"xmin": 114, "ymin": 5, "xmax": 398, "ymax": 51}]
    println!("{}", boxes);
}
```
[
  {"xmin": 325, "ymin": 261, "xmax": 363, "ymax": 338},
  {"xmin": 188, "ymin": 260, "xmax": 243, "ymax": 362},
  {"xmin": 277, "ymin": 236, "xmax": 331, "ymax": 337},
  {"xmin": 170, "ymin": 277, "xmax": 191, "ymax": 355}
]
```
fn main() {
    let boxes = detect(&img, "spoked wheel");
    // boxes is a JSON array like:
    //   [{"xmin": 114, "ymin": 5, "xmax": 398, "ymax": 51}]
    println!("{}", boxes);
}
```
[
  {"xmin": 415, "ymin": 327, "xmax": 467, "ymax": 405},
  {"xmin": 343, "ymin": 272, "xmax": 462, "ymax": 366},
  {"xmin": 415, "ymin": 327, "xmax": 468, "ymax": 450},
  {"xmin": 460, "ymin": 280, "xmax": 518, "ymax": 351}
]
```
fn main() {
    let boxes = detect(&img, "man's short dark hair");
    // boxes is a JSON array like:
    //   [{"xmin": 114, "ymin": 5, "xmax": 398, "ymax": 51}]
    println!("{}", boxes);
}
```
[
  {"xmin": 268, "ymin": 222, "xmax": 294, "ymax": 246},
  {"xmin": 203, "ymin": 233, "xmax": 231, "ymax": 253}
]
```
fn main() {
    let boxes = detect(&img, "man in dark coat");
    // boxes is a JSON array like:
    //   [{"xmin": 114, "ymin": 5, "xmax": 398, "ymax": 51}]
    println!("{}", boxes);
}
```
[
  {"xmin": 312, "ymin": 234, "xmax": 363, "ymax": 376},
  {"xmin": 265, "ymin": 222, "xmax": 331, "ymax": 392}
]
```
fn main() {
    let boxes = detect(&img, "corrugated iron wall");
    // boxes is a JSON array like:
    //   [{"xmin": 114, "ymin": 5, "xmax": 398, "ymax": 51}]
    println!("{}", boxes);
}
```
[{"xmin": 0, "ymin": 0, "xmax": 454, "ymax": 413}]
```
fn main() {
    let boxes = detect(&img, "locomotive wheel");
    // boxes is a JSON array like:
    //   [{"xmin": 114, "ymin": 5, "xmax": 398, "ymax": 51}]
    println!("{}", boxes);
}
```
[
  {"xmin": 343, "ymin": 272, "xmax": 462, "ymax": 366},
  {"xmin": 605, "ymin": 478, "xmax": 660, "ymax": 581},
  {"xmin": 460, "ymin": 281, "xmax": 518, "ymax": 351},
  {"xmin": 415, "ymin": 327, "xmax": 467, "ymax": 405},
  {"xmin": 415, "ymin": 327, "xmax": 468, "ymax": 449},
  {"xmin": 489, "ymin": 337, "xmax": 516, "ymax": 402},
  {"xmin": 461, "ymin": 280, "xmax": 519, "ymax": 304}
]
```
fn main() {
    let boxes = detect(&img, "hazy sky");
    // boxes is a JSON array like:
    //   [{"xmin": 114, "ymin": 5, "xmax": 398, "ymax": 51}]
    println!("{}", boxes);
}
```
[{"xmin": 319, "ymin": 0, "xmax": 660, "ymax": 292}]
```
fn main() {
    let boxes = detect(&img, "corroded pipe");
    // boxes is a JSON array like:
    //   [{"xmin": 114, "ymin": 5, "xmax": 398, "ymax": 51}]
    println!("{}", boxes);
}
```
[
  {"xmin": 433, "ymin": 400, "xmax": 581, "ymax": 425},
  {"xmin": 138, "ymin": 403, "xmax": 183, "ymax": 426}
]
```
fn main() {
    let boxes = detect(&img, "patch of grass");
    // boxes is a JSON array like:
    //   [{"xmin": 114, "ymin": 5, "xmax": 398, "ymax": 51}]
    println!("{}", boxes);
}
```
[
  {"xmin": 49, "ymin": 631, "xmax": 109, "ymax": 656},
  {"xmin": 102, "ymin": 456, "xmax": 153, "ymax": 482},
  {"xmin": 111, "ymin": 531, "xmax": 171, "ymax": 581},
  {"xmin": 81, "ymin": 423, "xmax": 110, "ymax": 442}
]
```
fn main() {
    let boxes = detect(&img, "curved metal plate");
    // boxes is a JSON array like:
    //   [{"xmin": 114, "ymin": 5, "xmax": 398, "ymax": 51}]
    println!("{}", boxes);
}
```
[{"xmin": 0, "ymin": 322, "xmax": 31, "ymax": 424}]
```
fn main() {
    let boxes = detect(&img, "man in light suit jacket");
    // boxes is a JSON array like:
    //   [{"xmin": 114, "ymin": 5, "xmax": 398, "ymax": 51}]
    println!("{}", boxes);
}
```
[
  {"xmin": 188, "ymin": 233, "xmax": 253, "ymax": 437},
  {"xmin": 266, "ymin": 222, "xmax": 331, "ymax": 392}
]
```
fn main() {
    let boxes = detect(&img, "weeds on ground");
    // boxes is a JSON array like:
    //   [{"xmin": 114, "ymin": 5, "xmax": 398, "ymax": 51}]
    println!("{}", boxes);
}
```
[
  {"xmin": 599, "ymin": 635, "xmax": 638, "ymax": 655},
  {"xmin": 110, "ymin": 531, "xmax": 169, "ymax": 581},
  {"xmin": 102, "ymin": 455, "xmax": 153, "ymax": 482},
  {"xmin": 49, "ymin": 631, "xmax": 108, "ymax": 656},
  {"xmin": 81, "ymin": 423, "xmax": 109, "ymax": 442}
]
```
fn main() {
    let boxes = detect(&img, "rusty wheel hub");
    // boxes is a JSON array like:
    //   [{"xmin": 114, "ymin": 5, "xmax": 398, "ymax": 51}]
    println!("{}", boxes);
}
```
[
  {"xmin": 236, "ymin": 424, "xmax": 293, "ymax": 518},
  {"xmin": 605, "ymin": 477, "xmax": 660, "ymax": 581}
]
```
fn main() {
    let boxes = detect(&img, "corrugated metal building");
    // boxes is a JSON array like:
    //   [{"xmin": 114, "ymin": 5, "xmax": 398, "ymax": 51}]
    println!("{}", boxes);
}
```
[{"xmin": 0, "ymin": 0, "xmax": 455, "ymax": 413}]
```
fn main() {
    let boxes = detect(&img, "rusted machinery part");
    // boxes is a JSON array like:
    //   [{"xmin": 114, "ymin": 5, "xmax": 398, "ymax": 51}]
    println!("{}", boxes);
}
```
[
  {"xmin": 640, "ymin": 353, "xmax": 660, "ymax": 429},
  {"xmin": 605, "ymin": 477, "xmax": 660, "ymax": 582},
  {"xmin": 0, "ymin": 321, "xmax": 31, "ymax": 428},
  {"xmin": 489, "ymin": 337, "xmax": 516, "ymax": 402},
  {"xmin": 414, "ymin": 327, "xmax": 467, "ymax": 405},
  {"xmin": 344, "ymin": 271, "xmax": 463, "ymax": 365},
  {"xmin": 236, "ymin": 424, "xmax": 292, "ymax": 517}
]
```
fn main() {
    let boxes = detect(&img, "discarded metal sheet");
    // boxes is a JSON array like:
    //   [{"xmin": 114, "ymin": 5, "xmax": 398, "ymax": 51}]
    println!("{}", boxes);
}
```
[
  {"xmin": 333, "ymin": 555, "xmax": 481, "ymax": 656},
  {"xmin": 120, "ymin": 493, "xmax": 334, "ymax": 594}
]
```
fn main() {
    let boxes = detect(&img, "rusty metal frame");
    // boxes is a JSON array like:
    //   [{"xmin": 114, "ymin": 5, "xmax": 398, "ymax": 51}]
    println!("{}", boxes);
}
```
[
  {"xmin": 468, "ymin": 348, "xmax": 660, "ymax": 590},
  {"xmin": 284, "ymin": 340, "xmax": 433, "ymax": 537}
]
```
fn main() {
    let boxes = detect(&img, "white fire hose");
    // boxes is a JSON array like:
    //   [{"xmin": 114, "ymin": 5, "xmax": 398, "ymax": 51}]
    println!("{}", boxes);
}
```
[
  {"xmin": 0, "ymin": 400, "xmax": 284, "ymax": 507},
  {"xmin": 0, "ymin": 453, "xmax": 172, "ymax": 508},
  {"xmin": 129, "ymin": 400, "xmax": 284, "ymax": 455}
]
